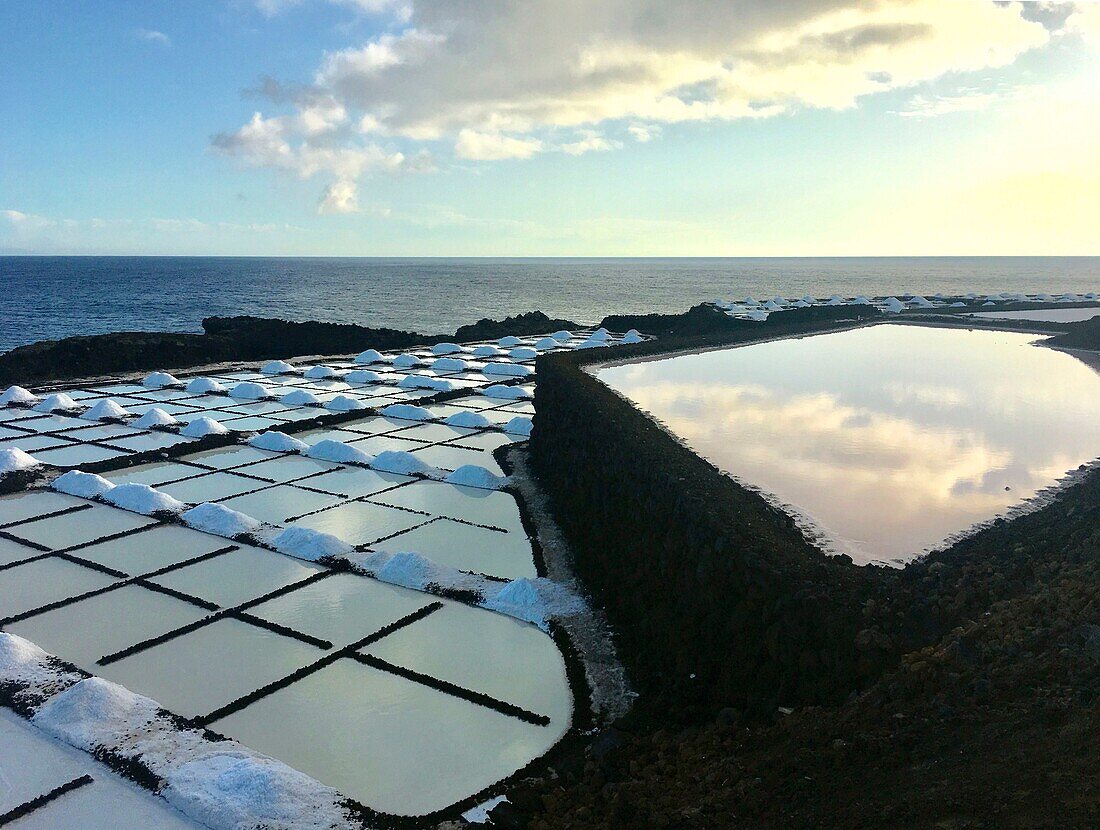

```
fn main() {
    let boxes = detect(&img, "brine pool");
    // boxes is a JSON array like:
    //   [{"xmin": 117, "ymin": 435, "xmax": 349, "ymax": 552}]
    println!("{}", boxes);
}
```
[{"xmin": 597, "ymin": 324, "xmax": 1100, "ymax": 564}]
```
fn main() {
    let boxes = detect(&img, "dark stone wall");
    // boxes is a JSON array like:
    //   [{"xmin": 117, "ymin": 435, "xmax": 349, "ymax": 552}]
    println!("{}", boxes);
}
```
[{"xmin": 530, "ymin": 316, "xmax": 888, "ymax": 722}]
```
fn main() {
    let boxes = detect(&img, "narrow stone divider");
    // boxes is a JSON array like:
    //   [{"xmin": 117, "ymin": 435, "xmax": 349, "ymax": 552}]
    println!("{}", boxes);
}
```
[{"xmin": 0, "ymin": 774, "xmax": 94, "ymax": 827}]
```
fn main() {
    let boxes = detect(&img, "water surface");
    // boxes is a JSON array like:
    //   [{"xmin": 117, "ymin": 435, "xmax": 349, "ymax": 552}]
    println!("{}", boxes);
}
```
[{"xmin": 597, "ymin": 324, "xmax": 1100, "ymax": 564}]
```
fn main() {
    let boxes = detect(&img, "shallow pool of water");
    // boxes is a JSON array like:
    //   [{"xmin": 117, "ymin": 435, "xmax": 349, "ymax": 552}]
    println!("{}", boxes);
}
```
[{"xmin": 597, "ymin": 324, "xmax": 1100, "ymax": 564}]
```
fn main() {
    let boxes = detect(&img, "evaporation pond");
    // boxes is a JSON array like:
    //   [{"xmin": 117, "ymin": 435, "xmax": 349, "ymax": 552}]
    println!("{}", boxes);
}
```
[{"xmin": 596, "ymin": 324, "xmax": 1100, "ymax": 564}]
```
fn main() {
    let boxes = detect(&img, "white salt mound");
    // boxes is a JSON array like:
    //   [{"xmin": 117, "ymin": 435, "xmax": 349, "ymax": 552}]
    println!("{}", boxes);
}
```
[
  {"xmin": 398, "ymin": 375, "xmax": 453, "ymax": 392},
  {"xmin": 132, "ymin": 407, "xmax": 179, "ymax": 429},
  {"xmin": 620, "ymin": 330, "xmax": 644, "ymax": 344},
  {"xmin": 381, "ymin": 403, "xmax": 434, "ymax": 421},
  {"xmin": 185, "ymin": 377, "xmax": 227, "ymax": 395},
  {"xmin": 483, "ymin": 385, "xmax": 531, "ymax": 400},
  {"xmin": 80, "ymin": 399, "xmax": 130, "ymax": 421},
  {"xmin": 551, "ymin": 330, "xmax": 573, "ymax": 341},
  {"xmin": 104, "ymin": 482, "xmax": 186, "ymax": 516},
  {"xmin": 143, "ymin": 371, "xmax": 181, "ymax": 388},
  {"xmin": 306, "ymin": 439, "xmax": 373, "ymax": 466},
  {"xmin": 229, "ymin": 382, "xmax": 272, "ymax": 400},
  {"xmin": 444, "ymin": 411, "xmax": 492, "ymax": 429},
  {"xmin": 261, "ymin": 360, "xmax": 296, "ymax": 375},
  {"xmin": 473, "ymin": 345, "xmax": 503, "ymax": 357},
  {"xmin": 483, "ymin": 362, "xmax": 533, "ymax": 377},
  {"xmin": 0, "ymin": 385, "xmax": 38, "ymax": 406},
  {"xmin": 508, "ymin": 347, "xmax": 538, "ymax": 361},
  {"xmin": 485, "ymin": 577, "xmax": 584, "ymax": 629},
  {"xmin": 589, "ymin": 328, "xmax": 611, "ymax": 342},
  {"xmin": 431, "ymin": 342, "xmax": 464, "ymax": 355},
  {"xmin": 304, "ymin": 365, "xmax": 338, "ymax": 379},
  {"xmin": 498, "ymin": 336, "xmax": 523, "ymax": 348},
  {"xmin": 392, "ymin": 353, "xmax": 424, "ymax": 368},
  {"xmin": 534, "ymin": 337, "xmax": 559, "ymax": 350},
  {"xmin": 0, "ymin": 448, "xmax": 40, "ymax": 475},
  {"xmin": 354, "ymin": 349, "xmax": 384, "ymax": 365},
  {"xmin": 429, "ymin": 357, "xmax": 468, "ymax": 372},
  {"xmin": 33, "ymin": 393, "xmax": 80, "ymax": 413},
  {"xmin": 180, "ymin": 416, "xmax": 229, "ymax": 438},
  {"xmin": 280, "ymin": 389, "xmax": 322, "ymax": 406},
  {"xmin": 248, "ymin": 431, "xmax": 308, "ymax": 453},
  {"xmin": 575, "ymin": 339, "xmax": 609, "ymax": 350},
  {"xmin": 345, "ymin": 369, "xmax": 381, "ymax": 384},
  {"xmin": 28, "ymin": 674, "xmax": 354, "ymax": 830},
  {"xmin": 444, "ymin": 465, "xmax": 508, "ymax": 490},
  {"xmin": 53, "ymin": 470, "xmax": 115, "ymax": 499},
  {"xmin": 503, "ymin": 416, "xmax": 534, "ymax": 436},
  {"xmin": 325, "ymin": 395, "xmax": 367, "ymax": 412},
  {"xmin": 272, "ymin": 526, "xmax": 354, "ymax": 561},
  {"xmin": 182, "ymin": 502, "xmax": 261, "ymax": 538},
  {"xmin": 370, "ymin": 450, "xmax": 440, "ymax": 477}
]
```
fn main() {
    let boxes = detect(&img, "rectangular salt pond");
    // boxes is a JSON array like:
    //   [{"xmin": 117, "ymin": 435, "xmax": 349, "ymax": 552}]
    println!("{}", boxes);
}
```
[{"xmin": 597, "ymin": 324, "xmax": 1100, "ymax": 565}]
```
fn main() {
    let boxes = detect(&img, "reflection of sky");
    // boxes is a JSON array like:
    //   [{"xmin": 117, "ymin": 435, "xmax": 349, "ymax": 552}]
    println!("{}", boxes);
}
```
[{"xmin": 598, "ymin": 325, "xmax": 1100, "ymax": 565}]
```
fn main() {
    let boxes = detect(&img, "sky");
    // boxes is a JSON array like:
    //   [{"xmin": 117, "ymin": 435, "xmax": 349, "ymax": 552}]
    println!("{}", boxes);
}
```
[{"xmin": 1, "ymin": 0, "xmax": 1099, "ymax": 257}]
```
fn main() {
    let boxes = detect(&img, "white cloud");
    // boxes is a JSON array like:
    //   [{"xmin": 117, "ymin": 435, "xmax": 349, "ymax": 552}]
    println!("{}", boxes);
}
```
[
  {"xmin": 136, "ymin": 28, "xmax": 171, "ymax": 46},
  {"xmin": 559, "ymin": 130, "xmax": 621, "ymax": 155},
  {"xmin": 627, "ymin": 123, "xmax": 659, "ymax": 142},
  {"xmin": 454, "ymin": 129, "xmax": 543, "ymax": 160},
  {"xmin": 256, "ymin": 0, "xmax": 409, "ymax": 19},
  {"xmin": 218, "ymin": 0, "xmax": 1064, "ymax": 211},
  {"xmin": 2, "ymin": 209, "xmax": 53, "ymax": 228},
  {"xmin": 317, "ymin": 179, "xmax": 360, "ymax": 213}
]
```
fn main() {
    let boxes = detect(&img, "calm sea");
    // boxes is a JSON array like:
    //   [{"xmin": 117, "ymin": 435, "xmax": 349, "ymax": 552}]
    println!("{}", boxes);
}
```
[{"xmin": 1, "ymin": 256, "xmax": 1097, "ymax": 353}]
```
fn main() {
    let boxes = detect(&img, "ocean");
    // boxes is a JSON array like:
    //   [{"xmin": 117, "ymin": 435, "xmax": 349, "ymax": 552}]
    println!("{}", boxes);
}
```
[{"xmin": 1, "ymin": 256, "xmax": 1097, "ymax": 353}]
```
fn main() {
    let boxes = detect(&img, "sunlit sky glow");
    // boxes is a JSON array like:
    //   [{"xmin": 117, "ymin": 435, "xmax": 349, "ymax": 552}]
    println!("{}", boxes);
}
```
[{"xmin": 2, "ymin": 1, "xmax": 1099, "ymax": 256}]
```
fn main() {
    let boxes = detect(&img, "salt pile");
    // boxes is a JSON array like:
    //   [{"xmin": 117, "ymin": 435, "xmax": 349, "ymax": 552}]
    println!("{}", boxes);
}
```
[
  {"xmin": 80, "ymin": 399, "xmax": 130, "ymax": 421},
  {"xmin": 132, "ymin": 408, "xmax": 179, "ymax": 429},
  {"xmin": 280, "ymin": 389, "xmax": 322, "ymax": 406},
  {"xmin": 261, "ymin": 360, "xmax": 296, "ymax": 374},
  {"xmin": 621, "ymin": 330, "xmax": 644, "ymax": 344},
  {"xmin": 180, "ymin": 416, "xmax": 229, "ymax": 438},
  {"xmin": 444, "ymin": 411, "xmax": 492, "ymax": 429},
  {"xmin": 551, "ymin": 330, "xmax": 573, "ymax": 341},
  {"xmin": 325, "ymin": 395, "xmax": 367, "ymax": 412},
  {"xmin": 304, "ymin": 365, "xmax": 338, "ymax": 379},
  {"xmin": 483, "ymin": 362, "xmax": 534, "ymax": 377},
  {"xmin": 534, "ymin": 337, "xmax": 559, "ymax": 350},
  {"xmin": 429, "ymin": 357, "xmax": 468, "ymax": 372},
  {"xmin": 392, "ymin": 354, "xmax": 424, "ymax": 368},
  {"xmin": 229, "ymin": 382, "xmax": 272, "ymax": 400},
  {"xmin": 370, "ymin": 450, "xmax": 441, "ymax": 477},
  {"xmin": 142, "ymin": 372, "xmax": 181, "ymax": 389},
  {"xmin": 0, "ymin": 448, "xmax": 40, "ymax": 475},
  {"xmin": 103, "ymin": 482, "xmax": 186, "ymax": 516},
  {"xmin": 182, "ymin": 502, "xmax": 261, "ymax": 538},
  {"xmin": 508, "ymin": 347, "xmax": 538, "ymax": 361},
  {"xmin": 399, "ymin": 375, "xmax": 454, "ymax": 392},
  {"xmin": 185, "ymin": 377, "xmax": 227, "ymax": 395},
  {"xmin": 248, "ymin": 431, "xmax": 308, "ymax": 453},
  {"xmin": 430, "ymin": 342, "xmax": 464, "ymax": 355},
  {"xmin": 473, "ymin": 345, "xmax": 503, "ymax": 357},
  {"xmin": 483, "ymin": 385, "xmax": 532, "ymax": 400},
  {"xmin": 354, "ymin": 349, "xmax": 385, "ymax": 364},
  {"xmin": 0, "ymin": 385, "xmax": 38, "ymax": 406},
  {"xmin": 498, "ymin": 336, "xmax": 522, "ymax": 348},
  {"xmin": 306, "ymin": 439, "xmax": 373, "ymax": 466},
  {"xmin": 444, "ymin": 465, "xmax": 508, "ymax": 490},
  {"xmin": 33, "ymin": 393, "xmax": 80, "ymax": 413},
  {"xmin": 503, "ymin": 416, "xmax": 533, "ymax": 436},
  {"xmin": 381, "ymin": 403, "xmax": 434, "ymax": 422},
  {"xmin": 345, "ymin": 369, "xmax": 382, "ymax": 384},
  {"xmin": 272, "ymin": 525, "xmax": 354, "ymax": 561},
  {"xmin": 53, "ymin": 470, "xmax": 115, "ymax": 499}
]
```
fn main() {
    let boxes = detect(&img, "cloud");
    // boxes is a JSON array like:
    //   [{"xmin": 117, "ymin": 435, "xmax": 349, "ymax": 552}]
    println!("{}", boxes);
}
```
[
  {"xmin": 559, "ymin": 130, "xmax": 621, "ymax": 156},
  {"xmin": 317, "ymin": 179, "xmax": 360, "ymax": 213},
  {"xmin": 2, "ymin": 209, "xmax": 53, "ymax": 229},
  {"xmin": 217, "ymin": 0, "xmax": 1057, "ymax": 211},
  {"xmin": 627, "ymin": 123, "xmax": 659, "ymax": 142},
  {"xmin": 135, "ymin": 28, "xmax": 171, "ymax": 46},
  {"xmin": 255, "ymin": 0, "xmax": 409, "ymax": 19},
  {"xmin": 454, "ymin": 129, "xmax": 543, "ymax": 160}
]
